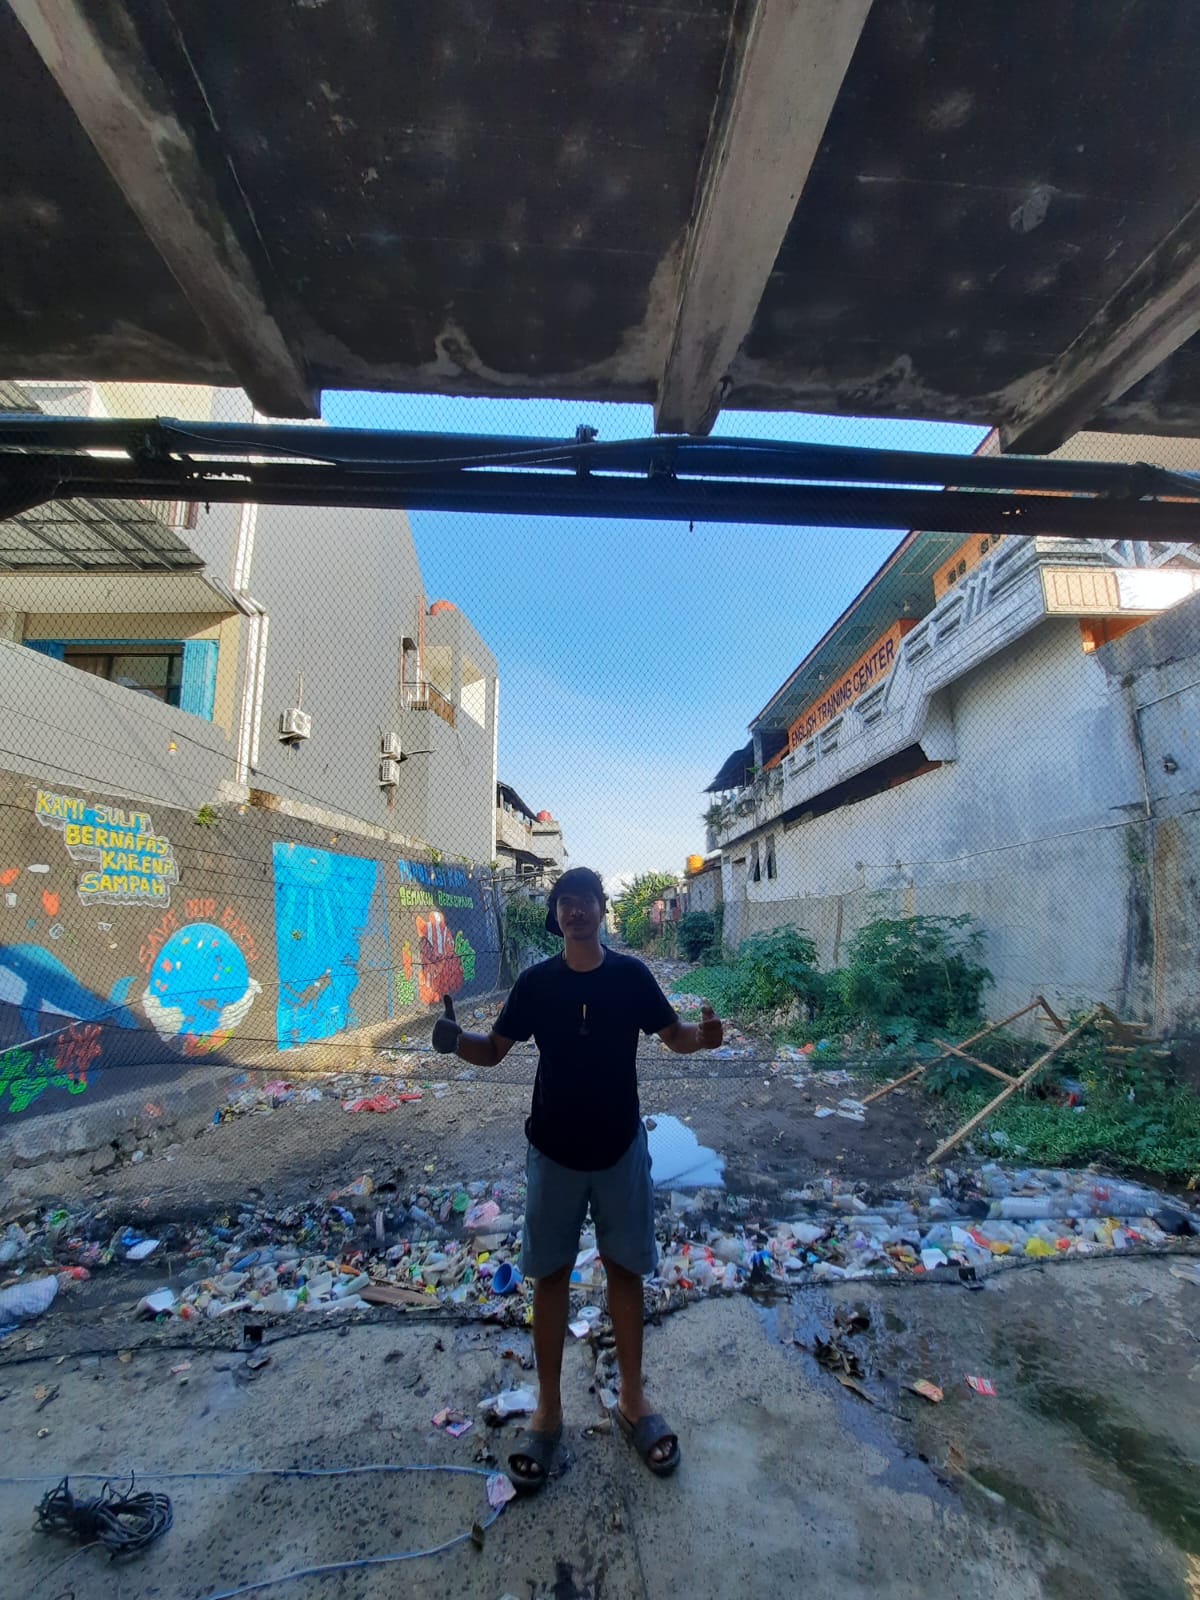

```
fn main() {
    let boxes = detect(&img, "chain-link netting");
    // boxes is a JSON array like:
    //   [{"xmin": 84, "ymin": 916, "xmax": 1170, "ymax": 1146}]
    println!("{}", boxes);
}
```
[{"xmin": 2, "ymin": 378, "xmax": 1198, "ymax": 1330}]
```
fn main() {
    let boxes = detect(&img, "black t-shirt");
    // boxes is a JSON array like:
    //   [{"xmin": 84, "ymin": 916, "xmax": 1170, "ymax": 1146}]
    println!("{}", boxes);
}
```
[{"xmin": 494, "ymin": 950, "xmax": 677, "ymax": 1171}]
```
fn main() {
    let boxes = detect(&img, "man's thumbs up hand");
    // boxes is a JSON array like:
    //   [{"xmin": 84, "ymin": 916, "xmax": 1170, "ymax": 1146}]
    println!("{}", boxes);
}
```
[
  {"xmin": 432, "ymin": 992, "xmax": 462, "ymax": 1055},
  {"xmin": 697, "ymin": 1002, "xmax": 724, "ymax": 1050}
]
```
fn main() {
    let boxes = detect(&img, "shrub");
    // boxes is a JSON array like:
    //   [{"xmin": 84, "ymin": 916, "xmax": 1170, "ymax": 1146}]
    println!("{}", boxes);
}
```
[
  {"xmin": 838, "ymin": 914, "xmax": 991, "ymax": 1040},
  {"xmin": 678, "ymin": 911, "xmax": 717, "ymax": 962},
  {"xmin": 686, "ymin": 927, "xmax": 822, "ymax": 1017},
  {"xmin": 730, "ymin": 928, "xmax": 822, "ymax": 1013}
]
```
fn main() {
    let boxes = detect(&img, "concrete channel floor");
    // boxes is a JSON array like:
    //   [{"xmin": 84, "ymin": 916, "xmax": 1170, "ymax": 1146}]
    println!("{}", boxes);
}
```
[{"xmin": 0, "ymin": 1255, "xmax": 1197, "ymax": 1600}]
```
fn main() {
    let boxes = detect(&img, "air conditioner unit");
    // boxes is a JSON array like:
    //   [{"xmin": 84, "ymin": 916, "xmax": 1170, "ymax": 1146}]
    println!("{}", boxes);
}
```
[
  {"xmin": 379, "ymin": 756, "xmax": 401, "ymax": 788},
  {"xmin": 278, "ymin": 708, "xmax": 312, "ymax": 743},
  {"xmin": 380, "ymin": 732, "xmax": 403, "ymax": 760}
]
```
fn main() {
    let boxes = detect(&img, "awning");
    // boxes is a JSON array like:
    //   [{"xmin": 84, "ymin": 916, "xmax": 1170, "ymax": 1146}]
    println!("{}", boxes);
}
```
[
  {"xmin": 706, "ymin": 743, "xmax": 754, "ymax": 793},
  {"xmin": 1, "ymin": 381, "xmax": 204, "ymax": 576},
  {"xmin": 497, "ymin": 781, "xmax": 538, "ymax": 822}
]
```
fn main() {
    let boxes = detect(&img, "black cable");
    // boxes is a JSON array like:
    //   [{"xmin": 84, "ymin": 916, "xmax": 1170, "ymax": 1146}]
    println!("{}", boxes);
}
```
[{"xmin": 36, "ymin": 1475, "xmax": 172, "ymax": 1558}]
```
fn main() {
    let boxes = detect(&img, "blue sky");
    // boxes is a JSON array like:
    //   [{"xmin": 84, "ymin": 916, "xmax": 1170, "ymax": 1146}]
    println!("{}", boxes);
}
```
[{"xmin": 323, "ymin": 391, "xmax": 986, "ymax": 889}]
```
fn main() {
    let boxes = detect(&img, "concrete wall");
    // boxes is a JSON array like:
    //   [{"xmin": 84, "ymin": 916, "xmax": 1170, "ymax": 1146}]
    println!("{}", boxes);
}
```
[
  {"xmin": 720, "ymin": 605, "xmax": 1200, "ymax": 1036},
  {"xmin": 401, "ymin": 606, "xmax": 498, "ymax": 865},
  {"xmin": 687, "ymin": 867, "xmax": 722, "ymax": 915},
  {"xmin": 0, "ymin": 639, "xmax": 237, "ymax": 811},
  {"xmin": 1100, "ymin": 590, "xmax": 1200, "ymax": 1036},
  {"xmin": 0, "ymin": 767, "xmax": 501, "ymax": 1121}
]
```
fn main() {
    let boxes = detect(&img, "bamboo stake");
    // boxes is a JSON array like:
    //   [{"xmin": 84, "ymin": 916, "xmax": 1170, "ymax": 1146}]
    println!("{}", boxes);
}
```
[
  {"xmin": 931, "ymin": 1039, "xmax": 1019, "ymax": 1086},
  {"xmin": 861, "ymin": 999, "xmax": 1046, "ymax": 1106},
  {"xmin": 926, "ymin": 1008, "xmax": 1101, "ymax": 1167},
  {"xmin": 860, "ymin": 1063, "xmax": 924, "ymax": 1104}
]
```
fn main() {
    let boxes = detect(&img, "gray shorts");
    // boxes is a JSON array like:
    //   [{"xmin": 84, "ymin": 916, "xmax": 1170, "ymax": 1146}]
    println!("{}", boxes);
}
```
[{"xmin": 522, "ymin": 1124, "xmax": 658, "ymax": 1280}]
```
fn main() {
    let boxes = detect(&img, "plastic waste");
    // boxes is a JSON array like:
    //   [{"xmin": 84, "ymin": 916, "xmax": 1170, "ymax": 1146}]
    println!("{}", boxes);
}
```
[
  {"xmin": 479, "ymin": 1386, "xmax": 537, "ymax": 1418},
  {"xmin": 463, "ymin": 1200, "xmax": 501, "ymax": 1230},
  {"xmin": 138, "ymin": 1288, "xmax": 176, "ymax": 1316},
  {"xmin": 0, "ymin": 1275, "xmax": 58, "ymax": 1320}
]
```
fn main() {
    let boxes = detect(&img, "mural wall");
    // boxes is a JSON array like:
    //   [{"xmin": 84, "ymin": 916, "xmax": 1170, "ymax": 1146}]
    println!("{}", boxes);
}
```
[
  {"xmin": 273, "ymin": 843, "xmax": 390, "ymax": 1051},
  {"xmin": 0, "ymin": 772, "xmax": 500, "ymax": 1114},
  {"xmin": 394, "ymin": 857, "xmax": 500, "ymax": 1009}
]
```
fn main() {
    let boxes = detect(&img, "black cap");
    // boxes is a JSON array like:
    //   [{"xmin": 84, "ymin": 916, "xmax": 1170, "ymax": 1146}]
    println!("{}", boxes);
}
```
[{"xmin": 545, "ymin": 866, "xmax": 607, "ymax": 936}]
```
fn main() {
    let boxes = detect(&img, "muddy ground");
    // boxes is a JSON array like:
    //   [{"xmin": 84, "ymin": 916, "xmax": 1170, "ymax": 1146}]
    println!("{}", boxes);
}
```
[
  {"xmin": 4, "ymin": 959, "xmax": 1199, "ymax": 1596},
  {"xmin": 4, "ymin": 981, "xmax": 931, "ymax": 1223}
]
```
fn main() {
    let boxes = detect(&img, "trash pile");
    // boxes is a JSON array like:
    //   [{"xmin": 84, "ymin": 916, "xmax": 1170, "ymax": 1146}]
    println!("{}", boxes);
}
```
[
  {"xmin": 0, "ymin": 1163, "xmax": 1195, "ymax": 1339},
  {"xmin": 692, "ymin": 1164, "xmax": 1198, "ymax": 1287},
  {"xmin": 211, "ymin": 1013, "xmax": 510, "ymax": 1123}
]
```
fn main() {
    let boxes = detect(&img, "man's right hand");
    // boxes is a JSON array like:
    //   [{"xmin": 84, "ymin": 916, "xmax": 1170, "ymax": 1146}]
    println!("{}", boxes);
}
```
[{"xmin": 432, "ymin": 994, "xmax": 462, "ymax": 1055}]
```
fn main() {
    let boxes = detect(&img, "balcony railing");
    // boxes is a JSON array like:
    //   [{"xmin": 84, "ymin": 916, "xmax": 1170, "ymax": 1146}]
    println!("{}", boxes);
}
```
[
  {"xmin": 713, "ymin": 536, "xmax": 1139, "ymax": 850},
  {"xmin": 402, "ymin": 680, "xmax": 456, "ymax": 726}
]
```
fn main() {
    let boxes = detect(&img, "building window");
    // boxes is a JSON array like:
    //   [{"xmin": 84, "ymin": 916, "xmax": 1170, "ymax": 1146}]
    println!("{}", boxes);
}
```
[
  {"xmin": 765, "ymin": 834, "xmax": 777, "ymax": 880},
  {"xmin": 751, "ymin": 841, "xmax": 761, "ymax": 883},
  {"xmin": 64, "ymin": 646, "xmax": 185, "ymax": 705},
  {"xmin": 29, "ymin": 637, "xmax": 219, "ymax": 719}
]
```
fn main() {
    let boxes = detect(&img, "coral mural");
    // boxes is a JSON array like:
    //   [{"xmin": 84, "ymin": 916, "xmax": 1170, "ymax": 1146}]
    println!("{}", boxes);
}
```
[{"xmin": 143, "ymin": 921, "xmax": 262, "ymax": 1052}]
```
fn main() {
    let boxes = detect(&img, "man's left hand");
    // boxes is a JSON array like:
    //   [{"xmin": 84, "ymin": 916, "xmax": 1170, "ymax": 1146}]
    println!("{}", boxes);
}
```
[{"xmin": 697, "ymin": 1002, "xmax": 724, "ymax": 1050}]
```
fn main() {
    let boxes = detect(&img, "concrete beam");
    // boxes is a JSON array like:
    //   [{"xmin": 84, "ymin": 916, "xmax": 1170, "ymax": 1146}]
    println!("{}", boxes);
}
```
[
  {"xmin": 1002, "ymin": 197, "xmax": 1200, "ymax": 454},
  {"xmin": 9, "ymin": 0, "xmax": 317, "ymax": 418},
  {"xmin": 654, "ymin": 0, "xmax": 873, "ymax": 435}
]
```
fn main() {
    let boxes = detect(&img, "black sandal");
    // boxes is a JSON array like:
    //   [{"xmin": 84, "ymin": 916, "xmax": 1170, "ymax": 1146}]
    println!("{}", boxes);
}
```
[
  {"xmin": 616, "ymin": 1408, "xmax": 681, "ymax": 1477},
  {"xmin": 507, "ymin": 1423, "xmax": 562, "ymax": 1493}
]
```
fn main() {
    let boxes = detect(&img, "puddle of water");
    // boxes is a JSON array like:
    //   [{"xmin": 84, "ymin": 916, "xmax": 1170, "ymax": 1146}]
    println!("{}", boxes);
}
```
[
  {"xmin": 755, "ymin": 1298, "xmax": 955, "ymax": 1510},
  {"xmin": 644, "ymin": 1113, "xmax": 725, "ymax": 1188},
  {"xmin": 1015, "ymin": 1363, "xmax": 1200, "ymax": 1556}
]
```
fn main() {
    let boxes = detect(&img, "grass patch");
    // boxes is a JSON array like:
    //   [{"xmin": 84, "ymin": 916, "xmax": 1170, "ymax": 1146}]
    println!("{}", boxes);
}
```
[{"xmin": 940, "ymin": 1056, "xmax": 1200, "ymax": 1182}]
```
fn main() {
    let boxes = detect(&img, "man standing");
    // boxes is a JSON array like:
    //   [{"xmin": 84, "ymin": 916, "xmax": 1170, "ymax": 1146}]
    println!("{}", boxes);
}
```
[{"xmin": 433, "ymin": 865, "xmax": 723, "ymax": 1490}]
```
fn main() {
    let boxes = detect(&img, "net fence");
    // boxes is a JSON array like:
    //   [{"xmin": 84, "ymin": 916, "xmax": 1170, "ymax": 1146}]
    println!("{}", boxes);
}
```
[{"xmin": 1, "ymin": 379, "xmax": 1198, "ymax": 1323}]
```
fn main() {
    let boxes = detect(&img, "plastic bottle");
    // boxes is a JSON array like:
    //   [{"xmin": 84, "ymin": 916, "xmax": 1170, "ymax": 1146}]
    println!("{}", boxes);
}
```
[{"xmin": 332, "ymin": 1272, "xmax": 370, "ymax": 1299}]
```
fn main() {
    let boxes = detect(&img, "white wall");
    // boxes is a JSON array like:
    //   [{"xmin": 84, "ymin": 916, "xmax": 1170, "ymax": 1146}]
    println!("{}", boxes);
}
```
[{"xmin": 723, "ymin": 616, "xmax": 1149, "ymax": 1025}]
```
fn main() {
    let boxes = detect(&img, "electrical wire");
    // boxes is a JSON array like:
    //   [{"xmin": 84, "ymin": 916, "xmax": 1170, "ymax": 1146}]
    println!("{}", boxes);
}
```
[
  {"xmin": 192, "ymin": 1517, "xmax": 501, "ymax": 1600},
  {"xmin": 14, "ymin": 1463, "xmax": 507, "ymax": 1600},
  {"xmin": 35, "ymin": 1474, "xmax": 172, "ymax": 1556},
  {"xmin": 30, "ymin": 1537, "xmax": 102, "ymax": 1599}
]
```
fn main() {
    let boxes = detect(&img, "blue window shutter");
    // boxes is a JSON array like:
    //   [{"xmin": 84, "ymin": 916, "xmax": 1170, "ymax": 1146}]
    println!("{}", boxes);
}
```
[
  {"xmin": 25, "ymin": 639, "xmax": 65, "ymax": 660},
  {"xmin": 180, "ymin": 639, "xmax": 218, "ymax": 720}
]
